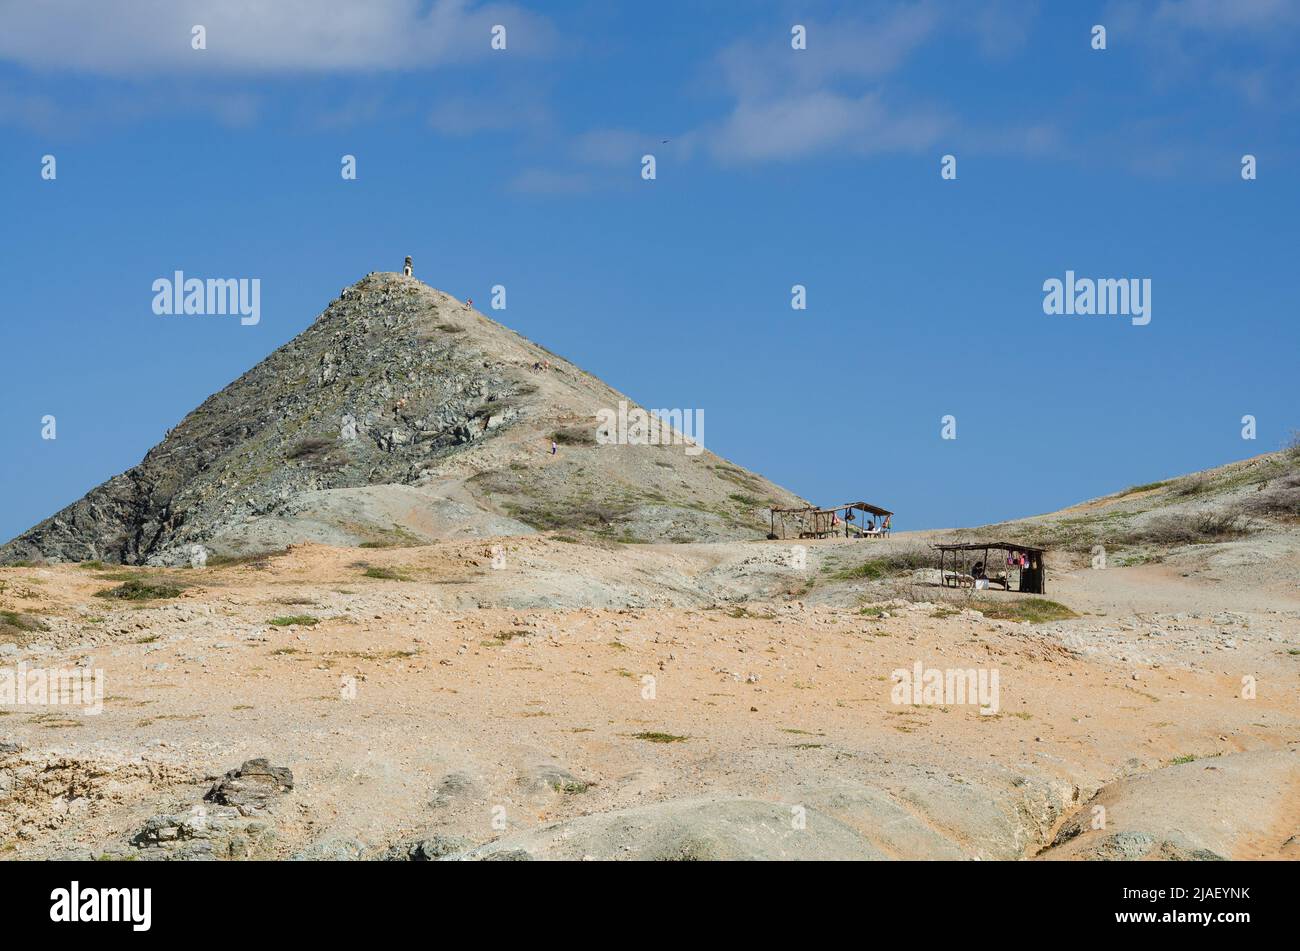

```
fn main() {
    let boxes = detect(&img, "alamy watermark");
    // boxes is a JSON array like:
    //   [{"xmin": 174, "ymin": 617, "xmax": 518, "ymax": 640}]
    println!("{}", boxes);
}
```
[
  {"xmin": 152, "ymin": 271, "xmax": 261, "ymax": 325},
  {"xmin": 1043, "ymin": 270, "xmax": 1150, "ymax": 326},
  {"xmin": 1, "ymin": 663, "xmax": 104, "ymax": 716},
  {"xmin": 596, "ymin": 400, "xmax": 704, "ymax": 456},
  {"xmin": 891, "ymin": 661, "xmax": 999, "ymax": 715},
  {"xmin": 50, "ymin": 881, "xmax": 150, "ymax": 931}
]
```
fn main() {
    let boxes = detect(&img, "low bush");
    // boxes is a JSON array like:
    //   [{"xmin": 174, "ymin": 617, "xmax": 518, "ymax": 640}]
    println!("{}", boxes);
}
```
[
  {"xmin": 1130, "ymin": 512, "xmax": 1251, "ymax": 546},
  {"xmin": 833, "ymin": 547, "xmax": 934, "ymax": 582},
  {"xmin": 972, "ymin": 598, "xmax": 1077, "ymax": 624},
  {"xmin": 1237, "ymin": 472, "xmax": 1300, "ymax": 520},
  {"xmin": 551, "ymin": 426, "xmax": 596, "ymax": 447},
  {"xmin": 0, "ymin": 610, "xmax": 48, "ymax": 643},
  {"xmin": 94, "ymin": 579, "xmax": 185, "ymax": 601}
]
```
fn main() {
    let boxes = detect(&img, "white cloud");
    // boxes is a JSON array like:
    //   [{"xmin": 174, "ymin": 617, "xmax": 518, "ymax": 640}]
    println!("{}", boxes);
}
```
[
  {"xmin": 699, "ymin": 5, "xmax": 955, "ymax": 164},
  {"xmin": 1105, "ymin": 0, "xmax": 1300, "ymax": 109},
  {"xmin": 1151, "ymin": 0, "xmax": 1300, "ymax": 32},
  {"xmin": 0, "ymin": 80, "xmax": 263, "ymax": 132},
  {"xmin": 715, "ymin": 5, "xmax": 941, "ymax": 101},
  {"xmin": 0, "ymin": 0, "xmax": 555, "ymax": 75},
  {"xmin": 551, "ymin": 3, "xmax": 1054, "ymax": 173},
  {"xmin": 708, "ymin": 91, "xmax": 947, "ymax": 163}
]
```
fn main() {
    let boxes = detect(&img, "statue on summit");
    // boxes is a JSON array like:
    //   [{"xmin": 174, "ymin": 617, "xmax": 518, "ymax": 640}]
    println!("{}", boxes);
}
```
[{"xmin": 403, "ymin": 256, "xmax": 413, "ymax": 277}]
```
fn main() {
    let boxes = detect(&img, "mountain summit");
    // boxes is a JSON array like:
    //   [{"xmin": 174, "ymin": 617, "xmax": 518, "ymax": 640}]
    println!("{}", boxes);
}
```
[{"xmin": 2, "ymin": 271, "xmax": 806, "ymax": 565}]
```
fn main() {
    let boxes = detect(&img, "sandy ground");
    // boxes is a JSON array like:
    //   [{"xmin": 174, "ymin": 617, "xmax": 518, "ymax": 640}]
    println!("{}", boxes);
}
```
[{"xmin": 2, "ymin": 529, "xmax": 1297, "ymax": 861}]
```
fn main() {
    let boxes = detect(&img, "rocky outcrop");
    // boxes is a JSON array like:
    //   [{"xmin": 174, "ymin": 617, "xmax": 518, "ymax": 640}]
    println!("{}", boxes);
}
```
[
  {"xmin": 131, "ymin": 805, "xmax": 278, "ymax": 861},
  {"xmin": 379, "ymin": 834, "xmax": 472, "ymax": 861},
  {"xmin": 1, "ymin": 271, "xmax": 806, "ymax": 564},
  {"xmin": 204, "ymin": 758, "xmax": 293, "ymax": 815}
]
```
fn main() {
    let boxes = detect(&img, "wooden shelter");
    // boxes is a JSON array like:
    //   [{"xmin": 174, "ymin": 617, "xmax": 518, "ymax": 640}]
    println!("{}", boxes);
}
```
[
  {"xmin": 935, "ymin": 541, "xmax": 1046, "ymax": 594},
  {"xmin": 768, "ymin": 502, "xmax": 893, "ymax": 540}
]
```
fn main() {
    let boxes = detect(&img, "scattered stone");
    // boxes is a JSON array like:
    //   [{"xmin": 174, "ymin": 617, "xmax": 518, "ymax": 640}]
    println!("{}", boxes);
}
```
[
  {"xmin": 380, "ymin": 834, "xmax": 471, "ymax": 861},
  {"xmin": 479, "ymin": 849, "xmax": 534, "ymax": 861},
  {"xmin": 204, "ymin": 758, "xmax": 294, "ymax": 815},
  {"xmin": 518, "ymin": 764, "xmax": 588, "ymax": 796},
  {"xmin": 291, "ymin": 837, "xmax": 367, "ymax": 861},
  {"xmin": 430, "ymin": 771, "xmax": 481, "ymax": 808}
]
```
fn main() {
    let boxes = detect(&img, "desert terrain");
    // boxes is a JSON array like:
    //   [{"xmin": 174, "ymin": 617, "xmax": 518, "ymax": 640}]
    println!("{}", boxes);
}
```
[{"xmin": 2, "ymin": 460, "xmax": 1297, "ymax": 861}]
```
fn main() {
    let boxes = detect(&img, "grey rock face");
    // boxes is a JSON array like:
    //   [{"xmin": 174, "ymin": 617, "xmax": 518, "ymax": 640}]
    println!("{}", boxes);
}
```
[
  {"xmin": 1, "ymin": 272, "xmax": 806, "ymax": 564},
  {"xmin": 204, "ymin": 758, "xmax": 294, "ymax": 815},
  {"xmin": 380, "ymin": 834, "xmax": 472, "ymax": 861},
  {"xmin": 130, "ymin": 804, "xmax": 277, "ymax": 860},
  {"xmin": 2, "ymin": 276, "xmax": 523, "ymax": 563},
  {"xmin": 429, "ymin": 771, "xmax": 483, "ymax": 809},
  {"xmin": 291, "ymin": 837, "xmax": 369, "ymax": 861}
]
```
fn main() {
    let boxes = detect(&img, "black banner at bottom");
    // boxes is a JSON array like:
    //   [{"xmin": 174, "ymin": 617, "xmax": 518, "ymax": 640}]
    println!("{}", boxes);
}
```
[{"xmin": 0, "ymin": 858, "xmax": 1283, "ymax": 937}]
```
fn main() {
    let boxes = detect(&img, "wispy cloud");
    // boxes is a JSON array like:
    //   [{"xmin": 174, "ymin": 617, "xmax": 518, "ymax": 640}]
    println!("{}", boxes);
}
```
[
  {"xmin": 0, "ymin": 80, "xmax": 263, "ymax": 133},
  {"xmin": 1107, "ymin": 0, "xmax": 1300, "ymax": 105},
  {"xmin": 1150, "ymin": 0, "xmax": 1300, "ymax": 33},
  {"xmin": 685, "ymin": 1, "xmax": 1052, "ymax": 166},
  {"xmin": 713, "ymin": 5, "xmax": 942, "ymax": 101},
  {"xmin": 707, "ymin": 90, "xmax": 947, "ymax": 163},
  {"xmin": 0, "ymin": 0, "xmax": 555, "ymax": 75}
]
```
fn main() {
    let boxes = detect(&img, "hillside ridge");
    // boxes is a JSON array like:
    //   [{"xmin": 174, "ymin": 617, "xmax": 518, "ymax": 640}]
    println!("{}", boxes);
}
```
[{"xmin": 1, "ymin": 271, "xmax": 806, "ymax": 564}]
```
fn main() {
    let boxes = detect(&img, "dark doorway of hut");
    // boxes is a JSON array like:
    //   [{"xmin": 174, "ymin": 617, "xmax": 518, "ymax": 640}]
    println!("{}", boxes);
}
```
[
  {"xmin": 934, "ymin": 542, "xmax": 1046, "ymax": 595},
  {"xmin": 767, "ymin": 503, "xmax": 893, "ymax": 540}
]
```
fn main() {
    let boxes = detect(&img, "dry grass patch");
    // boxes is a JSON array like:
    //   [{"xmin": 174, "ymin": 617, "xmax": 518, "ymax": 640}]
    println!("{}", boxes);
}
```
[
  {"xmin": 972, "ymin": 598, "xmax": 1077, "ymax": 624},
  {"xmin": 268, "ymin": 615, "xmax": 319, "ymax": 627},
  {"xmin": 0, "ymin": 610, "xmax": 47, "ymax": 644},
  {"xmin": 94, "ymin": 579, "xmax": 186, "ymax": 601}
]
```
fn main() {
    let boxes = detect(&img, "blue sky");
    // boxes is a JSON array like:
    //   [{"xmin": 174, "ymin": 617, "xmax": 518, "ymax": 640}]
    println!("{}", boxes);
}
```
[{"xmin": 1, "ymin": 0, "xmax": 1298, "ymax": 539}]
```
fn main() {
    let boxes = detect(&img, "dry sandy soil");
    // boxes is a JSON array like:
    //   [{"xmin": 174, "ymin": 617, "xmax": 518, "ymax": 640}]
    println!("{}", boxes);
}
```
[{"xmin": 2, "ymin": 516, "xmax": 1297, "ymax": 861}]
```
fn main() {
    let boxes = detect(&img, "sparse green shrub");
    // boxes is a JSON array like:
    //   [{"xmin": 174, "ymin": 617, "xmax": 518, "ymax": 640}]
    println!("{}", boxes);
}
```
[
  {"xmin": 362, "ymin": 566, "xmax": 407, "ymax": 581},
  {"xmin": 833, "ymin": 547, "xmax": 933, "ymax": 582},
  {"xmin": 551, "ymin": 426, "xmax": 596, "ymax": 446},
  {"xmin": 0, "ymin": 610, "xmax": 48, "ymax": 643},
  {"xmin": 972, "ymin": 598, "xmax": 1077, "ymax": 624},
  {"xmin": 207, "ymin": 549, "xmax": 289, "ymax": 569},
  {"xmin": 94, "ymin": 579, "xmax": 184, "ymax": 601}
]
